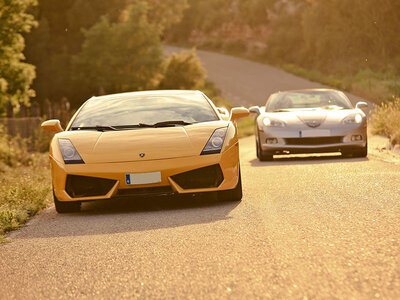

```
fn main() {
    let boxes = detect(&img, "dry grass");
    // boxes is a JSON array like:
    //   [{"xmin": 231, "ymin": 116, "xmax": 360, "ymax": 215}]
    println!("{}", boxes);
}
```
[
  {"xmin": 371, "ymin": 97, "xmax": 400, "ymax": 146},
  {"xmin": 237, "ymin": 117, "xmax": 255, "ymax": 138},
  {"xmin": 0, "ymin": 126, "xmax": 52, "ymax": 242}
]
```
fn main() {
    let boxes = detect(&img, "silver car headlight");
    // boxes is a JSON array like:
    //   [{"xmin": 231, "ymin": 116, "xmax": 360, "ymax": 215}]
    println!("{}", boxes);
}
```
[
  {"xmin": 342, "ymin": 113, "xmax": 363, "ymax": 124},
  {"xmin": 263, "ymin": 117, "xmax": 286, "ymax": 127},
  {"xmin": 58, "ymin": 139, "xmax": 84, "ymax": 164},
  {"xmin": 201, "ymin": 127, "xmax": 228, "ymax": 155}
]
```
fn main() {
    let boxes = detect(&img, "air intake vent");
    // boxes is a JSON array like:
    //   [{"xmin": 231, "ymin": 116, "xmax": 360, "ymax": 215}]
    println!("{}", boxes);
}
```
[
  {"xmin": 66, "ymin": 175, "xmax": 116, "ymax": 198},
  {"xmin": 171, "ymin": 164, "xmax": 224, "ymax": 189},
  {"xmin": 285, "ymin": 136, "xmax": 343, "ymax": 145}
]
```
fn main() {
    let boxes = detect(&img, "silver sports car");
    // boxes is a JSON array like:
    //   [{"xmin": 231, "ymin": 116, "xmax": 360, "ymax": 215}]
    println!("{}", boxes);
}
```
[{"xmin": 250, "ymin": 89, "xmax": 368, "ymax": 161}]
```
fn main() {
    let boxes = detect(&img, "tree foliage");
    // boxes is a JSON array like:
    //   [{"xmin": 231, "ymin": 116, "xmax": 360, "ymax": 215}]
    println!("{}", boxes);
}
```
[
  {"xmin": 159, "ymin": 49, "xmax": 206, "ymax": 90},
  {"xmin": 0, "ymin": 0, "xmax": 37, "ymax": 111},
  {"xmin": 23, "ymin": 0, "xmax": 187, "ymax": 107},
  {"xmin": 71, "ymin": 4, "xmax": 163, "ymax": 101},
  {"xmin": 168, "ymin": 0, "xmax": 400, "ymax": 75}
]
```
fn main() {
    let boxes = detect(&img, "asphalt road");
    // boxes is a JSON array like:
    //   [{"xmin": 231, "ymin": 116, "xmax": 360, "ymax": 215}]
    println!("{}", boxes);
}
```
[{"xmin": 2, "ymin": 49, "xmax": 400, "ymax": 299}]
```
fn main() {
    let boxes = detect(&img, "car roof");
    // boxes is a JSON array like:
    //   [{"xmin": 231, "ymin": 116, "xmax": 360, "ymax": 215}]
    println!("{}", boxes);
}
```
[{"xmin": 89, "ymin": 90, "xmax": 203, "ymax": 101}]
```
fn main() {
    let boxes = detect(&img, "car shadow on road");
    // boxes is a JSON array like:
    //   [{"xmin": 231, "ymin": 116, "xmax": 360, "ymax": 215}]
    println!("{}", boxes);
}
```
[
  {"xmin": 17, "ymin": 195, "xmax": 240, "ymax": 239},
  {"xmin": 249, "ymin": 154, "xmax": 369, "ymax": 166}
]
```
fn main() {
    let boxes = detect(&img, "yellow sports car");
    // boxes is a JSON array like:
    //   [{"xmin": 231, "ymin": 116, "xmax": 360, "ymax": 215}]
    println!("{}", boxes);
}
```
[{"xmin": 42, "ymin": 90, "xmax": 249, "ymax": 213}]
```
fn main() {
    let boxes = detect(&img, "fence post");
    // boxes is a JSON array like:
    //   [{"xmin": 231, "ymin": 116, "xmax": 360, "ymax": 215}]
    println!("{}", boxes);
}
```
[
  {"xmin": 43, "ymin": 98, "xmax": 52, "ymax": 119},
  {"xmin": 19, "ymin": 102, "xmax": 28, "ymax": 118},
  {"xmin": 5, "ymin": 102, "xmax": 16, "ymax": 136},
  {"xmin": 60, "ymin": 97, "xmax": 70, "ymax": 127},
  {"xmin": 31, "ymin": 101, "xmax": 41, "ymax": 117},
  {"xmin": 6, "ymin": 102, "xmax": 14, "ymax": 118}
]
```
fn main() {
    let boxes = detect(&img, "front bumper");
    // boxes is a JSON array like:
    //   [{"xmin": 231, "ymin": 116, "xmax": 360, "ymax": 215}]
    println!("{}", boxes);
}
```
[
  {"xmin": 259, "ymin": 125, "xmax": 367, "ymax": 155},
  {"xmin": 51, "ymin": 143, "xmax": 240, "ymax": 202}
]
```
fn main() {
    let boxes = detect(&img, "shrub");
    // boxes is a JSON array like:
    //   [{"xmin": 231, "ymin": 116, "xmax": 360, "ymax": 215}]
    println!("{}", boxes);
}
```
[
  {"xmin": 371, "ymin": 97, "xmax": 400, "ymax": 145},
  {"xmin": 0, "ymin": 153, "xmax": 51, "ymax": 241},
  {"xmin": 158, "ymin": 49, "xmax": 206, "ymax": 90},
  {"xmin": 0, "ymin": 125, "xmax": 31, "ymax": 167},
  {"xmin": 32, "ymin": 126, "xmax": 54, "ymax": 153}
]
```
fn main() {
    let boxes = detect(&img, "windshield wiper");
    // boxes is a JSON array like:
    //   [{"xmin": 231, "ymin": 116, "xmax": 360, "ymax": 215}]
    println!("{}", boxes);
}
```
[
  {"xmin": 138, "ymin": 120, "xmax": 192, "ymax": 128},
  {"xmin": 71, "ymin": 121, "xmax": 193, "ymax": 131},
  {"xmin": 71, "ymin": 125, "xmax": 118, "ymax": 131}
]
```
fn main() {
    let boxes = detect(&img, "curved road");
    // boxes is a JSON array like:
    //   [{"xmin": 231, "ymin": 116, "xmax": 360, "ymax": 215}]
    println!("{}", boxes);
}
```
[{"xmin": 1, "ymin": 49, "xmax": 400, "ymax": 299}]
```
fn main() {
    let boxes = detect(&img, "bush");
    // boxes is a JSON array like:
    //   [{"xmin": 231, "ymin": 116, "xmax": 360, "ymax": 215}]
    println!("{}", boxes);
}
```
[
  {"xmin": 0, "ymin": 125, "xmax": 32, "ymax": 167},
  {"xmin": 158, "ymin": 49, "xmax": 206, "ymax": 90},
  {"xmin": 0, "ymin": 153, "xmax": 51, "ymax": 241},
  {"xmin": 371, "ymin": 97, "xmax": 400, "ymax": 145},
  {"xmin": 32, "ymin": 125, "xmax": 54, "ymax": 153}
]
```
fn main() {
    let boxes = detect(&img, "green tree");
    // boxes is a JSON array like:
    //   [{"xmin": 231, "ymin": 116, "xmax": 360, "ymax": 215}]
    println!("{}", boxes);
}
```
[
  {"xmin": 0, "ymin": 0, "xmax": 37, "ymax": 112},
  {"xmin": 71, "ymin": 3, "xmax": 163, "ymax": 104},
  {"xmin": 159, "ymin": 49, "xmax": 206, "ymax": 90}
]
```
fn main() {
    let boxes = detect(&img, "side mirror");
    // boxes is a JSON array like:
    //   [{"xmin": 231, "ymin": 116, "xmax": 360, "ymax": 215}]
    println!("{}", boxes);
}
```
[
  {"xmin": 249, "ymin": 106, "xmax": 261, "ymax": 116},
  {"xmin": 217, "ymin": 107, "xmax": 230, "ymax": 120},
  {"xmin": 41, "ymin": 119, "xmax": 64, "ymax": 133},
  {"xmin": 230, "ymin": 107, "xmax": 250, "ymax": 122},
  {"xmin": 355, "ymin": 101, "xmax": 368, "ymax": 109}
]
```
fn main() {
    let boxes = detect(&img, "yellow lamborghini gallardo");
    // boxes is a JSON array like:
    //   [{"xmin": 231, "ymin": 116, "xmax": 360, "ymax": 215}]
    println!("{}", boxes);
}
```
[{"xmin": 42, "ymin": 90, "xmax": 249, "ymax": 213}]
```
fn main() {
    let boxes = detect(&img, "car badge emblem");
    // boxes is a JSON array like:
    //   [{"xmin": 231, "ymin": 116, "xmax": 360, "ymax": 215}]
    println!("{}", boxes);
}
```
[
  {"xmin": 139, "ymin": 153, "xmax": 145, "ymax": 158},
  {"xmin": 306, "ymin": 120, "xmax": 321, "ymax": 128}
]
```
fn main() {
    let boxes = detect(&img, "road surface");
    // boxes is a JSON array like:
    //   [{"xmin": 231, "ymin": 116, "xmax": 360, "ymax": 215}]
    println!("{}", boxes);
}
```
[{"xmin": 1, "ymin": 49, "xmax": 399, "ymax": 299}]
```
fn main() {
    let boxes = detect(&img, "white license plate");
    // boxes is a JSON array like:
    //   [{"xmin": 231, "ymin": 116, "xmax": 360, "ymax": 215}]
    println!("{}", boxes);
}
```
[
  {"xmin": 300, "ymin": 129, "xmax": 331, "ymax": 137},
  {"xmin": 125, "ymin": 172, "xmax": 161, "ymax": 185}
]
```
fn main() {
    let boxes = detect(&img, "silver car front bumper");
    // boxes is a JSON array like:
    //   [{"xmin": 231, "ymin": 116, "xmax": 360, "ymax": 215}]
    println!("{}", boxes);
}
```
[{"xmin": 259, "ymin": 124, "xmax": 367, "ymax": 154}]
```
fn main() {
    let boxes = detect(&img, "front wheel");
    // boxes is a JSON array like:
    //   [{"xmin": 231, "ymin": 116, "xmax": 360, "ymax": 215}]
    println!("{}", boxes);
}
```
[
  {"xmin": 217, "ymin": 169, "xmax": 242, "ymax": 202},
  {"xmin": 258, "ymin": 142, "xmax": 273, "ymax": 161},
  {"xmin": 353, "ymin": 143, "xmax": 368, "ymax": 157},
  {"xmin": 53, "ymin": 190, "xmax": 81, "ymax": 213},
  {"xmin": 341, "ymin": 142, "xmax": 368, "ymax": 158}
]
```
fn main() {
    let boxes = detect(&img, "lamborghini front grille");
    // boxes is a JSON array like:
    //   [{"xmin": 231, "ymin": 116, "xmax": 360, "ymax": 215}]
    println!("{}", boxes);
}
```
[
  {"xmin": 66, "ymin": 175, "xmax": 116, "ymax": 198},
  {"xmin": 171, "ymin": 164, "xmax": 224, "ymax": 189}
]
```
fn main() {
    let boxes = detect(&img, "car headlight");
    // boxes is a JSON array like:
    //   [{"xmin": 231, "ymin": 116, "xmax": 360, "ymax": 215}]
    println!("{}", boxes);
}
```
[
  {"xmin": 263, "ymin": 117, "xmax": 286, "ymax": 127},
  {"xmin": 342, "ymin": 114, "xmax": 363, "ymax": 124},
  {"xmin": 58, "ymin": 139, "xmax": 84, "ymax": 164},
  {"xmin": 201, "ymin": 127, "xmax": 228, "ymax": 155}
]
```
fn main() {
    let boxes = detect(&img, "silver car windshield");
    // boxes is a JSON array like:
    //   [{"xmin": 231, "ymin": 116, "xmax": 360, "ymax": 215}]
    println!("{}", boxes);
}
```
[
  {"xmin": 266, "ymin": 91, "xmax": 353, "ymax": 112},
  {"xmin": 71, "ymin": 93, "xmax": 219, "ymax": 129}
]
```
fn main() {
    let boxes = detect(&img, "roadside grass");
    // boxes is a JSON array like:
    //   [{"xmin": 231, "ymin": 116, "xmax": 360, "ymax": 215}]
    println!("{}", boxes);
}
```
[
  {"xmin": 0, "ymin": 126, "xmax": 52, "ymax": 242},
  {"xmin": 237, "ymin": 117, "xmax": 254, "ymax": 138},
  {"xmin": 371, "ymin": 97, "xmax": 400, "ymax": 146}
]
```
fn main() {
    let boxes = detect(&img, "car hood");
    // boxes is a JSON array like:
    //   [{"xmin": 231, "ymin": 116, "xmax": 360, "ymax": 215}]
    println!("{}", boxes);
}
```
[
  {"xmin": 260, "ymin": 108, "xmax": 364, "ymax": 127},
  {"xmin": 56, "ymin": 121, "xmax": 229, "ymax": 163}
]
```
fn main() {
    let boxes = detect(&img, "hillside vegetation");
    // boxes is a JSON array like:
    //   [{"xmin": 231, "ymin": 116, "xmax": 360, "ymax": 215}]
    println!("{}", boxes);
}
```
[{"xmin": 167, "ymin": 0, "xmax": 400, "ymax": 103}]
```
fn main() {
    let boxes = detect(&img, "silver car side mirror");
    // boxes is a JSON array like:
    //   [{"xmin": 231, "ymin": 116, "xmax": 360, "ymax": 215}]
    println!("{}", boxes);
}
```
[
  {"xmin": 355, "ymin": 101, "xmax": 368, "ymax": 109},
  {"xmin": 249, "ymin": 106, "xmax": 261, "ymax": 116}
]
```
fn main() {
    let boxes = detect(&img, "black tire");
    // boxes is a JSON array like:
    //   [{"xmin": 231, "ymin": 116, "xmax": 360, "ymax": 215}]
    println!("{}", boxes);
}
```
[
  {"xmin": 352, "ymin": 143, "xmax": 368, "ymax": 157},
  {"xmin": 342, "ymin": 141, "xmax": 368, "ymax": 158},
  {"xmin": 53, "ymin": 190, "xmax": 81, "ymax": 213},
  {"xmin": 256, "ymin": 139, "xmax": 260, "ymax": 159},
  {"xmin": 258, "ymin": 142, "xmax": 273, "ymax": 161},
  {"xmin": 217, "ymin": 169, "xmax": 243, "ymax": 202}
]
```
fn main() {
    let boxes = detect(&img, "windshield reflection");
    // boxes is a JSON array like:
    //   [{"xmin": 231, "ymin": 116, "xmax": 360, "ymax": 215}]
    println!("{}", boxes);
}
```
[
  {"xmin": 71, "ymin": 93, "xmax": 219, "ymax": 129},
  {"xmin": 266, "ymin": 91, "xmax": 353, "ymax": 112}
]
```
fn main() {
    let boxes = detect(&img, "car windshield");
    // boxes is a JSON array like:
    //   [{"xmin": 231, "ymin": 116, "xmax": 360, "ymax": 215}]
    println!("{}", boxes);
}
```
[
  {"xmin": 70, "ymin": 92, "xmax": 219, "ymax": 129},
  {"xmin": 266, "ymin": 91, "xmax": 353, "ymax": 112}
]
